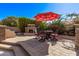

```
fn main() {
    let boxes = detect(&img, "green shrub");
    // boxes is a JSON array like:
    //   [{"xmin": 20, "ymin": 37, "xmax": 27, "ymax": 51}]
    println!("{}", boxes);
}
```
[
  {"xmin": 39, "ymin": 22, "xmax": 48, "ymax": 30},
  {"xmin": 0, "ymin": 21, "xmax": 3, "ymax": 25},
  {"xmin": 2, "ymin": 16, "xmax": 17, "ymax": 27},
  {"xmin": 18, "ymin": 17, "xmax": 27, "ymax": 33}
]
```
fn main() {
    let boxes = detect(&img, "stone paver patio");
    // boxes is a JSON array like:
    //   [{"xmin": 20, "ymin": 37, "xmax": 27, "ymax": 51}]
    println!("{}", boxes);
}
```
[
  {"xmin": 19, "ymin": 38, "xmax": 76, "ymax": 56},
  {"xmin": 0, "ymin": 36, "xmax": 76, "ymax": 56},
  {"xmin": 49, "ymin": 40, "xmax": 76, "ymax": 56}
]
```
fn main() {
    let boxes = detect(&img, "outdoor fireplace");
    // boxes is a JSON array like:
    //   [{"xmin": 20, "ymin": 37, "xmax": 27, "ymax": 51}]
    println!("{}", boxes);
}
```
[{"xmin": 24, "ymin": 24, "xmax": 37, "ymax": 35}]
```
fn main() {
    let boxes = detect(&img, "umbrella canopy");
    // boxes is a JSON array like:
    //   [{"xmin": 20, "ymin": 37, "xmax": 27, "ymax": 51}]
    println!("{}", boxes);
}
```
[{"xmin": 34, "ymin": 12, "xmax": 60, "ymax": 21}]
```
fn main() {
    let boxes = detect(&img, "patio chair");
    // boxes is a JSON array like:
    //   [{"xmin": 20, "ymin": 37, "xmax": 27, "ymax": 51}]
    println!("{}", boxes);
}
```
[
  {"xmin": 50, "ymin": 33, "xmax": 58, "ymax": 41},
  {"xmin": 35, "ymin": 31, "xmax": 46, "ymax": 42}
]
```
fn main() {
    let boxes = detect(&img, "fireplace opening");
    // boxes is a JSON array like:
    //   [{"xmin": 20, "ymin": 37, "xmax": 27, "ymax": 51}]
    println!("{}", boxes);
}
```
[{"xmin": 29, "ymin": 29, "xmax": 34, "ymax": 33}]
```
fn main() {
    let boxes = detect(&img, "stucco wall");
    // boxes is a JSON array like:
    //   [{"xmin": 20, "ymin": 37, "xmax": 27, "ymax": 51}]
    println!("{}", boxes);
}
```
[
  {"xmin": 0, "ymin": 26, "xmax": 16, "ymax": 40},
  {"xmin": 5, "ymin": 29, "xmax": 16, "ymax": 39}
]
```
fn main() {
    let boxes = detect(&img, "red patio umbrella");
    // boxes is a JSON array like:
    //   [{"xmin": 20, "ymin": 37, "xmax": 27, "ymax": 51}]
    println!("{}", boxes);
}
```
[{"xmin": 34, "ymin": 12, "xmax": 60, "ymax": 21}]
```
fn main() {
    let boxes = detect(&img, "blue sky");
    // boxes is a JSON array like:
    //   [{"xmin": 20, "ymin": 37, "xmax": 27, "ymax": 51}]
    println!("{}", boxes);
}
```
[{"xmin": 0, "ymin": 3, "xmax": 79, "ymax": 20}]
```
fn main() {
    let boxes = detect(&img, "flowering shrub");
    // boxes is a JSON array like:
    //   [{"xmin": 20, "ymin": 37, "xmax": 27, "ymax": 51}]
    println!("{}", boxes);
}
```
[{"xmin": 51, "ymin": 20, "xmax": 65, "ymax": 34}]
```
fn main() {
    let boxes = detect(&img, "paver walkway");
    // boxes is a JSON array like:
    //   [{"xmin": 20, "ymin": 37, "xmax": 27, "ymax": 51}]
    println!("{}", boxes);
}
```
[
  {"xmin": 49, "ymin": 41, "xmax": 76, "ymax": 56},
  {"xmin": 19, "ymin": 38, "xmax": 76, "ymax": 56},
  {"xmin": 19, "ymin": 39, "xmax": 49, "ymax": 56}
]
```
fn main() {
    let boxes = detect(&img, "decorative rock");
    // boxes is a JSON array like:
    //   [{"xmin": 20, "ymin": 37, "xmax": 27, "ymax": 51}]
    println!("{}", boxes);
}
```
[
  {"xmin": 60, "ymin": 40, "xmax": 75, "ymax": 51},
  {"xmin": 48, "ymin": 41, "xmax": 76, "ymax": 56}
]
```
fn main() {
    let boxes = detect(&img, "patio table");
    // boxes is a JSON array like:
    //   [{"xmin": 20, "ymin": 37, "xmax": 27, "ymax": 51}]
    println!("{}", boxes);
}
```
[
  {"xmin": 36, "ymin": 30, "xmax": 58, "ymax": 42},
  {"xmin": 44, "ymin": 30, "xmax": 53, "ymax": 40},
  {"xmin": 44, "ymin": 30, "xmax": 58, "ymax": 41}
]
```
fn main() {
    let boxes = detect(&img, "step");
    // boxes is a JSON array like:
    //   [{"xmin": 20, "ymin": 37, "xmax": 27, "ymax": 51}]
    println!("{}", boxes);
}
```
[
  {"xmin": 0, "ymin": 41, "xmax": 19, "ymax": 46},
  {"xmin": 0, "ymin": 44, "xmax": 13, "ymax": 50},
  {"xmin": 24, "ymin": 33, "xmax": 35, "ymax": 36},
  {"xmin": 13, "ymin": 46, "xmax": 30, "ymax": 56}
]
